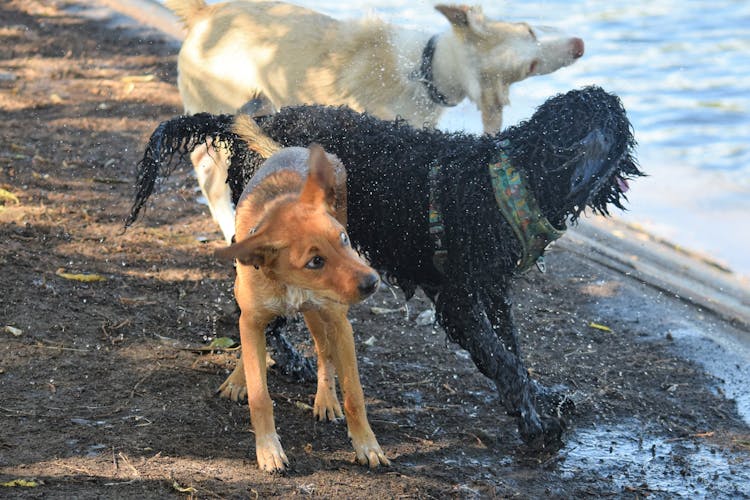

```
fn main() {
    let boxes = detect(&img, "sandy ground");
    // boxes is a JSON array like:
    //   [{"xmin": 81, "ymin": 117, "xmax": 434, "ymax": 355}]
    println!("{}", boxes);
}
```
[{"xmin": 1, "ymin": 0, "xmax": 749, "ymax": 498}]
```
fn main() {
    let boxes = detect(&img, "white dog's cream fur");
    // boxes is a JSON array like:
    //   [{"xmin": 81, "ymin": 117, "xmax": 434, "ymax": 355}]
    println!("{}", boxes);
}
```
[{"xmin": 165, "ymin": 0, "xmax": 584, "ymax": 242}]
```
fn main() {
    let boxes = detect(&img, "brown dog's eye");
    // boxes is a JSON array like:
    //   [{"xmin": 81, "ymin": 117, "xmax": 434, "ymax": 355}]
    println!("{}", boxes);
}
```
[
  {"xmin": 305, "ymin": 255, "xmax": 325, "ymax": 270},
  {"xmin": 340, "ymin": 232, "xmax": 350, "ymax": 247}
]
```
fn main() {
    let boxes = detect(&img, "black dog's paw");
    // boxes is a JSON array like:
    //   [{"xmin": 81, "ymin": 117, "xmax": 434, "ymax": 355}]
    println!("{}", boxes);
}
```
[
  {"xmin": 265, "ymin": 317, "xmax": 317, "ymax": 383},
  {"xmin": 273, "ymin": 355, "xmax": 317, "ymax": 383},
  {"xmin": 517, "ymin": 383, "xmax": 571, "ymax": 451},
  {"xmin": 518, "ymin": 414, "xmax": 566, "ymax": 452},
  {"xmin": 269, "ymin": 346, "xmax": 317, "ymax": 383},
  {"xmin": 539, "ymin": 416, "xmax": 566, "ymax": 450},
  {"xmin": 533, "ymin": 382, "xmax": 577, "ymax": 419}
]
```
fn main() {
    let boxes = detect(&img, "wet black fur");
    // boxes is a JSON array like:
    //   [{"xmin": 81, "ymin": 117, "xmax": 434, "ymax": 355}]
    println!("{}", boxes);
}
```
[{"xmin": 127, "ymin": 86, "xmax": 642, "ymax": 449}]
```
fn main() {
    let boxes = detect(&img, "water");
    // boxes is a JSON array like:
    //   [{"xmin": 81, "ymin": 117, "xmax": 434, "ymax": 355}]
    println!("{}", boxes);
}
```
[
  {"xmin": 669, "ymin": 323, "xmax": 750, "ymax": 424},
  {"xmin": 205, "ymin": 1, "xmax": 750, "ymax": 279},
  {"xmin": 560, "ymin": 420, "xmax": 750, "ymax": 498}
]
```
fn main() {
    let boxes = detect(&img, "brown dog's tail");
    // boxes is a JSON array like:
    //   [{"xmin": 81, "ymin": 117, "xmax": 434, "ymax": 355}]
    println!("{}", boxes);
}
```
[
  {"xmin": 233, "ymin": 114, "xmax": 281, "ymax": 160},
  {"xmin": 164, "ymin": 0, "xmax": 208, "ymax": 29}
]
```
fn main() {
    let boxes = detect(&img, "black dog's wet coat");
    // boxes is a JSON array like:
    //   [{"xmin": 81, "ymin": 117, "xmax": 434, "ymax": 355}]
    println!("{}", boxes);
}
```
[{"xmin": 128, "ymin": 86, "xmax": 641, "ymax": 449}]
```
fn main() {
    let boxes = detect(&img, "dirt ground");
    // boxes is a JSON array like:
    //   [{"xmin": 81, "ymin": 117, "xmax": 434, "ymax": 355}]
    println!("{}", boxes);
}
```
[{"xmin": 1, "ymin": 1, "xmax": 749, "ymax": 498}]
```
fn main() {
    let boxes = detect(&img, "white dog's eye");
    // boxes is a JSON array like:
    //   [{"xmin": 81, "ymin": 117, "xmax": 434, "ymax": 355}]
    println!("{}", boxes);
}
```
[
  {"xmin": 340, "ymin": 232, "xmax": 350, "ymax": 247},
  {"xmin": 305, "ymin": 256, "xmax": 325, "ymax": 269}
]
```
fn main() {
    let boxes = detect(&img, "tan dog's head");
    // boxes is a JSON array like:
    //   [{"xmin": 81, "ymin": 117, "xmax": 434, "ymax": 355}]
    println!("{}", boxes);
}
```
[
  {"xmin": 216, "ymin": 145, "xmax": 379, "ymax": 304},
  {"xmin": 436, "ymin": 4, "xmax": 584, "ymax": 133}
]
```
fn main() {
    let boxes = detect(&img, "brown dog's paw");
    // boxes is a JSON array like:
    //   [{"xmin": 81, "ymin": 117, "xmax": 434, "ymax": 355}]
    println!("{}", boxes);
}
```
[
  {"xmin": 216, "ymin": 363, "xmax": 248, "ymax": 402},
  {"xmin": 216, "ymin": 379, "xmax": 248, "ymax": 402},
  {"xmin": 256, "ymin": 434, "xmax": 289, "ymax": 473},
  {"xmin": 313, "ymin": 391, "xmax": 343, "ymax": 421},
  {"xmin": 351, "ymin": 434, "xmax": 390, "ymax": 468}
]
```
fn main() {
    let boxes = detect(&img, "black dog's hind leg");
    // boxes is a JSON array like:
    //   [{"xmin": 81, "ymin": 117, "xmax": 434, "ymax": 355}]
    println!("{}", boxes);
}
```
[
  {"xmin": 437, "ymin": 287, "xmax": 563, "ymax": 450},
  {"xmin": 265, "ymin": 317, "xmax": 317, "ymax": 383}
]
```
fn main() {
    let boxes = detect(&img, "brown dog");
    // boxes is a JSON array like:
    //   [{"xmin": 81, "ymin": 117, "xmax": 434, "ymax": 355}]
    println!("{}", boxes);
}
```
[{"xmin": 215, "ymin": 129, "xmax": 388, "ymax": 471}]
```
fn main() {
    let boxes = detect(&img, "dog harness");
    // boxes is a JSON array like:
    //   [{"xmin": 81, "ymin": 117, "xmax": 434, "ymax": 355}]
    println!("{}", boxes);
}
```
[
  {"xmin": 413, "ymin": 35, "xmax": 457, "ymax": 107},
  {"xmin": 429, "ymin": 141, "xmax": 565, "ymax": 274}
]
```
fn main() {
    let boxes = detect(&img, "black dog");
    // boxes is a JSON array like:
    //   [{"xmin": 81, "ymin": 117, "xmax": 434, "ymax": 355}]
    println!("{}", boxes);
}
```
[{"xmin": 127, "ymin": 86, "xmax": 642, "ymax": 449}]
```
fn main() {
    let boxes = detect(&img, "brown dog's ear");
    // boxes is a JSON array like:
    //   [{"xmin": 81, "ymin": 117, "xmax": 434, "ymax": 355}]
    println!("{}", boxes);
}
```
[
  {"xmin": 299, "ymin": 144, "xmax": 336, "ymax": 211},
  {"xmin": 435, "ymin": 5, "xmax": 486, "ymax": 35},
  {"xmin": 215, "ymin": 233, "xmax": 278, "ymax": 268}
]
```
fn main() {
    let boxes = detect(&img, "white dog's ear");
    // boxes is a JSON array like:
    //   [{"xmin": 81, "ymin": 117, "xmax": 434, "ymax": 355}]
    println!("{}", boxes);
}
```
[{"xmin": 435, "ymin": 5, "xmax": 487, "ymax": 36}]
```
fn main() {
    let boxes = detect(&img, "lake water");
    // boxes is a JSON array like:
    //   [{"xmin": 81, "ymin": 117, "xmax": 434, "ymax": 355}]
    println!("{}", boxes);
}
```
[{"xmin": 207, "ymin": 1, "xmax": 750, "ymax": 280}]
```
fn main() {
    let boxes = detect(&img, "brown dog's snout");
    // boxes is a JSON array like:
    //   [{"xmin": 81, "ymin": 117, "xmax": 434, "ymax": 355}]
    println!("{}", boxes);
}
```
[
  {"xmin": 571, "ymin": 37, "xmax": 585, "ymax": 58},
  {"xmin": 357, "ymin": 272, "xmax": 380, "ymax": 299}
]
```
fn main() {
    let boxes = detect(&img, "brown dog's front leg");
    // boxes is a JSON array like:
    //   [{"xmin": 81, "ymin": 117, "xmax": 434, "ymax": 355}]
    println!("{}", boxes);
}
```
[
  {"xmin": 303, "ymin": 310, "xmax": 342, "ymax": 421},
  {"xmin": 310, "ymin": 349, "xmax": 343, "ymax": 422},
  {"xmin": 239, "ymin": 311, "xmax": 289, "ymax": 472},
  {"xmin": 304, "ymin": 306, "xmax": 389, "ymax": 468}
]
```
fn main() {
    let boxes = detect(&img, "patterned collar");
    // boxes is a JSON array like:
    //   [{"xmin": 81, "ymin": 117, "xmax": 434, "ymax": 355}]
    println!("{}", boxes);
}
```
[{"xmin": 429, "ymin": 141, "xmax": 565, "ymax": 274}]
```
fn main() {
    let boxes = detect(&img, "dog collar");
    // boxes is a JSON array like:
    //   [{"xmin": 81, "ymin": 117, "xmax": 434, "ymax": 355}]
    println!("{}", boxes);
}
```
[
  {"xmin": 414, "ymin": 35, "xmax": 457, "ymax": 107},
  {"xmin": 429, "ymin": 142, "xmax": 565, "ymax": 274},
  {"xmin": 489, "ymin": 141, "xmax": 565, "ymax": 272}
]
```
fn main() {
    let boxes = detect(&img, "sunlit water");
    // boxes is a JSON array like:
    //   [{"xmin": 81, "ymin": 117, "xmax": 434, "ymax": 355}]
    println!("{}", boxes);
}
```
[{"xmin": 203, "ymin": 1, "xmax": 750, "ymax": 279}]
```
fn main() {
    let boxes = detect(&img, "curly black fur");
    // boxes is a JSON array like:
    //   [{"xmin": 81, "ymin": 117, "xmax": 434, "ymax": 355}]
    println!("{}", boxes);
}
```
[{"xmin": 127, "ymin": 86, "xmax": 642, "ymax": 450}]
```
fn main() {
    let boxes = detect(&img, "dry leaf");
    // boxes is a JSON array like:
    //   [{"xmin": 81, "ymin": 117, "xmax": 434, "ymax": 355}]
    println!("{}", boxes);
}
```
[
  {"xmin": 588, "ymin": 322, "xmax": 612, "ymax": 333},
  {"xmin": 171, "ymin": 480, "xmax": 196, "ymax": 494},
  {"xmin": 4, "ymin": 325, "xmax": 23, "ymax": 337},
  {"xmin": 0, "ymin": 188, "xmax": 19, "ymax": 205},
  {"xmin": 119, "ymin": 296, "xmax": 157, "ymax": 306},
  {"xmin": 121, "ymin": 74, "xmax": 155, "ymax": 83},
  {"xmin": 55, "ymin": 268, "xmax": 106, "ymax": 282},
  {"xmin": 295, "ymin": 401, "xmax": 313, "ymax": 412},
  {"xmin": 208, "ymin": 337, "xmax": 238, "ymax": 349},
  {"xmin": 1, "ymin": 479, "xmax": 40, "ymax": 487}
]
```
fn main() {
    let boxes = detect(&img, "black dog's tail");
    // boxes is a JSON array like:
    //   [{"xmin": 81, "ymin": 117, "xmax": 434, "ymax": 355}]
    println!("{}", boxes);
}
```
[{"xmin": 124, "ymin": 112, "xmax": 238, "ymax": 229}]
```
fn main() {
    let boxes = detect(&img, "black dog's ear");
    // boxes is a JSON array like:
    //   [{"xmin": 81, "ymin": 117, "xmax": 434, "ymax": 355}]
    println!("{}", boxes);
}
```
[{"xmin": 567, "ymin": 129, "xmax": 613, "ymax": 198}]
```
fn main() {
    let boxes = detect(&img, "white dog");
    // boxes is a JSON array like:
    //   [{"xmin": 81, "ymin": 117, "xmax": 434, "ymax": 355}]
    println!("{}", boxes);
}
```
[{"xmin": 165, "ymin": 0, "xmax": 584, "ymax": 242}]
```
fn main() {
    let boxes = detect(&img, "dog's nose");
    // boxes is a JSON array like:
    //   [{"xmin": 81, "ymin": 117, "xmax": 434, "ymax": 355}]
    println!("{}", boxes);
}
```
[
  {"xmin": 571, "ymin": 37, "xmax": 584, "ymax": 58},
  {"xmin": 358, "ymin": 273, "xmax": 380, "ymax": 298}
]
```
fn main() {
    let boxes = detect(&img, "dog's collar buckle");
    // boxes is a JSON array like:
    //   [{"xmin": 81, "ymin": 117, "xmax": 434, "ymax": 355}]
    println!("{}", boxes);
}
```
[{"xmin": 489, "ymin": 142, "xmax": 565, "ymax": 273}]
